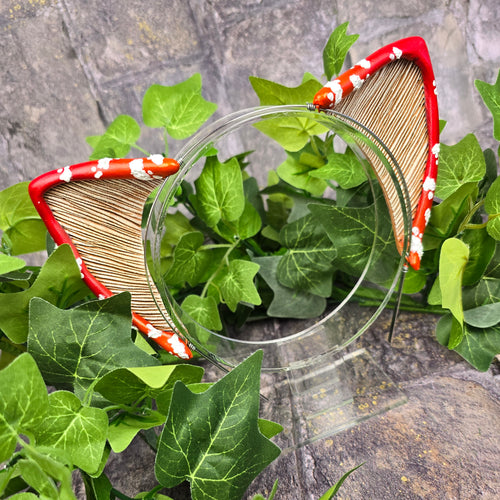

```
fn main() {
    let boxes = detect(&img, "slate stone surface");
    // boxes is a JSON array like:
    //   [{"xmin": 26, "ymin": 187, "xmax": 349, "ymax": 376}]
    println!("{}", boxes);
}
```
[{"xmin": 2, "ymin": 1, "xmax": 500, "ymax": 499}]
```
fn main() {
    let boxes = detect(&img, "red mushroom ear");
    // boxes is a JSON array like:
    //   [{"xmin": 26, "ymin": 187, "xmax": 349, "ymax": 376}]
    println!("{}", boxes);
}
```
[
  {"xmin": 29, "ymin": 157, "xmax": 192, "ymax": 360},
  {"xmin": 313, "ymin": 37, "xmax": 439, "ymax": 270}
]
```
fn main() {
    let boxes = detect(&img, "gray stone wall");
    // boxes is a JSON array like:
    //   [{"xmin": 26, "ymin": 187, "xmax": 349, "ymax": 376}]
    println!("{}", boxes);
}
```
[{"xmin": 1, "ymin": 0, "xmax": 499, "ymax": 190}]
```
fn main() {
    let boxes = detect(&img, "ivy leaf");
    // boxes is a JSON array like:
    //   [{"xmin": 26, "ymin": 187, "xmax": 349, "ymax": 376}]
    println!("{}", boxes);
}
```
[
  {"xmin": 0, "ymin": 244, "xmax": 90, "ymax": 344},
  {"xmin": 216, "ymin": 200, "xmax": 262, "ymax": 242},
  {"xmin": 250, "ymin": 75, "xmax": 322, "ymax": 107},
  {"xmin": 142, "ymin": 75, "xmax": 217, "ymax": 139},
  {"xmin": 485, "ymin": 242, "xmax": 500, "ymax": 278},
  {"xmin": 461, "ymin": 228, "xmax": 496, "ymax": 286},
  {"xmin": 155, "ymin": 350, "xmax": 281, "ymax": 500},
  {"xmin": 165, "ymin": 232, "xmax": 212, "ymax": 287},
  {"xmin": 95, "ymin": 364, "xmax": 204, "ymax": 406},
  {"xmin": 249, "ymin": 77, "xmax": 326, "ymax": 151},
  {"xmin": 484, "ymin": 175, "xmax": 500, "ymax": 240},
  {"xmin": 107, "ymin": 411, "xmax": 167, "ymax": 454},
  {"xmin": 310, "ymin": 148, "xmax": 366, "ymax": 189},
  {"xmin": 308, "ymin": 192, "xmax": 396, "ymax": 283},
  {"xmin": 11, "ymin": 452, "xmax": 75, "ymax": 500},
  {"xmin": 36, "ymin": 391, "xmax": 108, "ymax": 474},
  {"xmin": 475, "ymin": 70, "xmax": 500, "ymax": 141},
  {"xmin": 277, "ymin": 213, "xmax": 336, "ymax": 297},
  {"xmin": 436, "ymin": 314, "xmax": 500, "ymax": 371},
  {"xmin": 462, "ymin": 277, "xmax": 500, "ymax": 309},
  {"xmin": 276, "ymin": 151, "xmax": 327, "ymax": 196},
  {"xmin": 455, "ymin": 323, "xmax": 500, "ymax": 371},
  {"xmin": 253, "ymin": 255, "xmax": 327, "ymax": 318},
  {"xmin": 0, "ymin": 253, "xmax": 25, "ymax": 275},
  {"xmin": 80, "ymin": 471, "xmax": 113, "ymax": 500},
  {"xmin": 27, "ymin": 293, "xmax": 158, "ymax": 398},
  {"xmin": 423, "ymin": 183, "xmax": 478, "ymax": 250},
  {"xmin": 181, "ymin": 294, "xmax": 222, "ymax": 331},
  {"xmin": 435, "ymin": 134, "xmax": 485, "ymax": 201},
  {"xmin": 463, "ymin": 303, "xmax": 500, "ymax": 328},
  {"xmin": 0, "ymin": 182, "xmax": 47, "ymax": 255},
  {"xmin": 193, "ymin": 156, "xmax": 245, "ymax": 228},
  {"xmin": 216, "ymin": 259, "xmax": 262, "ymax": 312},
  {"xmin": 0, "ymin": 353, "xmax": 48, "ymax": 463},
  {"xmin": 88, "ymin": 115, "xmax": 141, "ymax": 160},
  {"xmin": 439, "ymin": 238, "xmax": 469, "ymax": 348},
  {"xmin": 323, "ymin": 22, "xmax": 359, "ymax": 80}
]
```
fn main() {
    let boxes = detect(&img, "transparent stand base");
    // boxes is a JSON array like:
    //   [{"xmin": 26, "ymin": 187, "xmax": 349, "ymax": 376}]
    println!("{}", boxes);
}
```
[{"xmin": 260, "ymin": 348, "xmax": 407, "ymax": 450}]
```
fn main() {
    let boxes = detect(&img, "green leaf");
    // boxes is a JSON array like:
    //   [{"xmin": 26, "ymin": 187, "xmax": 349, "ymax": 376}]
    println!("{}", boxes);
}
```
[
  {"xmin": 253, "ymin": 255, "xmax": 327, "ymax": 318},
  {"xmin": 165, "ymin": 232, "xmax": 212, "ymax": 286},
  {"xmin": 479, "ymin": 148, "xmax": 498, "ymax": 199},
  {"xmin": 36, "ymin": 390, "xmax": 108, "ymax": 474},
  {"xmin": 475, "ymin": 70, "xmax": 500, "ymax": 141},
  {"xmin": 461, "ymin": 228, "xmax": 496, "ymax": 285},
  {"xmin": 142, "ymin": 75, "xmax": 217, "ymax": 139},
  {"xmin": 107, "ymin": 411, "xmax": 166, "ymax": 453},
  {"xmin": 163, "ymin": 211, "xmax": 196, "ymax": 248},
  {"xmin": 455, "ymin": 323, "xmax": 500, "ymax": 371},
  {"xmin": 277, "ymin": 213, "xmax": 336, "ymax": 297},
  {"xmin": 463, "ymin": 303, "xmax": 500, "ymax": 328},
  {"xmin": 0, "ymin": 353, "xmax": 48, "ymax": 463},
  {"xmin": 485, "ymin": 242, "xmax": 500, "ymax": 278},
  {"xmin": 181, "ymin": 294, "xmax": 222, "ymax": 331},
  {"xmin": 257, "ymin": 419, "xmax": 283, "ymax": 440},
  {"xmin": 462, "ymin": 277, "xmax": 500, "ymax": 309},
  {"xmin": 322, "ymin": 22, "xmax": 359, "ymax": 80},
  {"xmin": 193, "ymin": 156, "xmax": 245, "ymax": 227},
  {"xmin": 0, "ymin": 254, "xmax": 25, "ymax": 275},
  {"xmin": 309, "ymin": 192, "xmax": 397, "ymax": 283},
  {"xmin": 487, "ymin": 216, "xmax": 500, "ymax": 240},
  {"xmin": 27, "ymin": 293, "xmax": 158, "ymax": 398},
  {"xmin": 484, "ymin": 176, "xmax": 500, "ymax": 240},
  {"xmin": 250, "ymin": 77, "xmax": 326, "ymax": 151},
  {"xmin": 423, "ymin": 183, "xmax": 478, "ymax": 250},
  {"xmin": 216, "ymin": 199, "xmax": 262, "ymax": 241},
  {"xmin": 0, "ymin": 244, "xmax": 90, "ymax": 344},
  {"xmin": 12, "ymin": 445, "xmax": 76, "ymax": 500},
  {"xmin": 401, "ymin": 267, "xmax": 427, "ymax": 294},
  {"xmin": 252, "ymin": 479, "xmax": 279, "ymax": 500},
  {"xmin": 436, "ymin": 314, "xmax": 500, "ymax": 371},
  {"xmin": 318, "ymin": 463, "xmax": 364, "ymax": 499},
  {"xmin": 276, "ymin": 151, "xmax": 327, "ymax": 196},
  {"xmin": 435, "ymin": 134, "xmax": 485, "ymax": 200},
  {"xmin": 310, "ymin": 148, "xmax": 366, "ymax": 189},
  {"xmin": 218, "ymin": 259, "xmax": 261, "ymax": 312},
  {"xmin": 439, "ymin": 238, "xmax": 469, "ymax": 348},
  {"xmin": 95, "ymin": 364, "xmax": 204, "ymax": 406},
  {"xmin": 0, "ymin": 182, "xmax": 47, "ymax": 255},
  {"xmin": 89, "ymin": 115, "xmax": 141, "ymax": 160},
  {"xmin": 81, "ymin": 472, "xmax": 113, "ymax": 500},
  {"xmin": 15, "ymin": 459, "xmax": 59, "ymax": 498},
  {"xmin": 250, "ymin": 75, "xmax": 322, "ymax": 107},
  {"xmin": 155, "ymin": 350, "xmax": 281, "ymax": 500}
]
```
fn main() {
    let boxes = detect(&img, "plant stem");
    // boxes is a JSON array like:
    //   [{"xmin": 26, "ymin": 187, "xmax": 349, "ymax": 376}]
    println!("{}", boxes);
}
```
[
  {"xmin": 457, "ymin": 199, "xmax": 485, "ymax": 234},
  {"xmin": 132, "ymin": 143, "xmax": 151, "ymax": 157},
  {"xmin": 200, "ymin": 240, "xmax": 239, "ymax": 298}
]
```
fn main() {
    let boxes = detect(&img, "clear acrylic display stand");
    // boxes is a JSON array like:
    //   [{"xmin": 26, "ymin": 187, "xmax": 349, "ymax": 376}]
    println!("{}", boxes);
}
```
[{"xmin": 146, "ymin": 106, "xmax": 410, "ymax": 449}]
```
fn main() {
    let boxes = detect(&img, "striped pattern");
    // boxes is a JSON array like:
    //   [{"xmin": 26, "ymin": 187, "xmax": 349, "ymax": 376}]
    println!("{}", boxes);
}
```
[
  {"xmin": 335, "ymin": 59, "xmax": 428, "ymax": 253},
  {"xmin": 45, "ymin": 178, "xmax": 176, "ymax": 331}
]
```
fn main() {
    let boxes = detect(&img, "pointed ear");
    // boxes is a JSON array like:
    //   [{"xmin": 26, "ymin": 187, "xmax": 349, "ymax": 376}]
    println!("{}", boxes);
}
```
[
  {"xmin": 29, "ymin": 157, "xmax": 192, "ymax": 360},
  {"xmin": 314, "ymin": 37, "xmax": 439, "ymax": 270}
]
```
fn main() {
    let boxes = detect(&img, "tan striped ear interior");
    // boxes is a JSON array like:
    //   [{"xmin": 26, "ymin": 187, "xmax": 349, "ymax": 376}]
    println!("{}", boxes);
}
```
[
  {"xmin": 44, "ymin": 178, "xmax": 177, "ymax": 332},
  {"xmin": 335, "ymin": 59, "xmax": 428, "ymax": 252}
]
